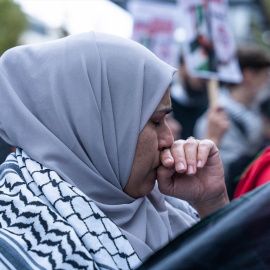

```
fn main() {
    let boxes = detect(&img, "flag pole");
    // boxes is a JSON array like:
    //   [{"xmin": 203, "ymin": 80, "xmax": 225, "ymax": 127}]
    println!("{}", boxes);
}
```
[{"xmin": 207, "ymin": 78, "xmax": 218, "ymax": 108}]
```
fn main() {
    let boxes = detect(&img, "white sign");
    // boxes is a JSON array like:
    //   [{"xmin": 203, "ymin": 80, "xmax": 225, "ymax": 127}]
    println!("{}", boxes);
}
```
[
  {"xmin": 128, "ymin": 0, "xmax": 179, "ymax": 67},
  {"xmin": 179, "ymin": 0, "xmax": 242, "ymax": 83}
]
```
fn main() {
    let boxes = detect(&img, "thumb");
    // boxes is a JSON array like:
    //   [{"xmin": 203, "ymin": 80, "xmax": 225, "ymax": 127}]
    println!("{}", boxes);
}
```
[{"xmin": 157, "ymin": 165, "xmax": 175, "ymax": 195}]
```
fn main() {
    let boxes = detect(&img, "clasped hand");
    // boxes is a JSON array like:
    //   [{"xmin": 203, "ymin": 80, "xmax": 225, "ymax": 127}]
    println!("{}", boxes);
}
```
[{"xmin": 157, "ymin": 138, "xmax": 229, "ymax": 218}]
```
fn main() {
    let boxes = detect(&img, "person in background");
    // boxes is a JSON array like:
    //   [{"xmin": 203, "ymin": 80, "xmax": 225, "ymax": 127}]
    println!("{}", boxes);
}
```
[
  {"xmin": 194, "ymin": 46, "xmax": 270, "ymax": 199},
  {"xmin": 170, "ymin": 55, "xmax": 208, "ymax": 139},
  {"xmin": 166, "ymin": 112, "xmax": 182, "ymax": 140},
  {"xmin": 202, "ymin": 105, "xmax": 230, "ymax": 147},
  {"xmin": 232, "ymin": 95, "xmax": 270, "ymax": 199},
  {"xmin": 259, "ymin": 97, "xmax": 270, "ymax": 147}
]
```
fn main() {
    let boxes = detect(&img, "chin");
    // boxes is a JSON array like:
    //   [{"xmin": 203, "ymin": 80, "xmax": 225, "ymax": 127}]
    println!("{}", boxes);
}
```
[
  {"xmin": 144, "ymin": 176, "xmax": 156, "ymax": 196},
  {"xmin": 143, "ymin": 186, "xmax": 155, "ymax": 197}
]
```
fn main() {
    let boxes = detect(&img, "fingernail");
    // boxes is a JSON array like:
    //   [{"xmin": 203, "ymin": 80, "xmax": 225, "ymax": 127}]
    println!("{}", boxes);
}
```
[
  {"xmin": 187, "ymin": 165, "xmax": 194, "ymax": 174},
  {"xmin": 176, "ymin": 162, "xmax": 185, "ymax": 171},
  {"xmin": 197, "ymin": 160, "xmax": 202, "ymax": 168},
  {"xmin": 164, "ymin": 158, "xmax": 172, "ymax": 165}
]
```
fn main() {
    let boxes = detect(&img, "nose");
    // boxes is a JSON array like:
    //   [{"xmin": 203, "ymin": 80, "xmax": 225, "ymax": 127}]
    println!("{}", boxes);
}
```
[{"xmin": 158, "ymin": 122, "xmax": 174, "ymax": 150}]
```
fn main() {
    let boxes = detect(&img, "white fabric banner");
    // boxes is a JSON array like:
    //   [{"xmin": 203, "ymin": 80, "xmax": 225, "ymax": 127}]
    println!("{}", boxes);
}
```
[
  {"xmin": 128, "ymin": 0, "xmax": 179, "ymax": 67},
  {"xmin": 179, "ymin": 0, "xmax": 242, "ymax": 83}
]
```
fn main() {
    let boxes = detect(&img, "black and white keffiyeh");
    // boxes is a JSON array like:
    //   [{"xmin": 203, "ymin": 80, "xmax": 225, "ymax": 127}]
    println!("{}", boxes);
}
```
[
  {"xmin": 0, "ymin": 32, "xmax": 200, "ymax": 260},
  {"xmin": 0, "ymin": 149, "xmax": 141, "ymax": 270}
]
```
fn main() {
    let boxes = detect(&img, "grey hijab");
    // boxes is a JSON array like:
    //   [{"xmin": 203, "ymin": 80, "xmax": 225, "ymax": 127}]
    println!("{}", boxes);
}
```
[{"xmin": 0, "ymin": 32, "xmax": 195, "ymax": 261}]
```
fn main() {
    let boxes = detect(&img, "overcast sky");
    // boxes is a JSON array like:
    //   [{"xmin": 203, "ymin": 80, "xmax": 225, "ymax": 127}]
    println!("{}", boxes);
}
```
[{"xmin": 15, "ymin": 0, "xmax": 133, "ymax": 38}]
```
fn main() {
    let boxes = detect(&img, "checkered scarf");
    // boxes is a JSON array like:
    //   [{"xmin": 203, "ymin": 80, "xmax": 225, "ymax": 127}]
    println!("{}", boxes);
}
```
[{"xmin": 0, "ymin": 148, "xmax": 140, "ymax": 270}]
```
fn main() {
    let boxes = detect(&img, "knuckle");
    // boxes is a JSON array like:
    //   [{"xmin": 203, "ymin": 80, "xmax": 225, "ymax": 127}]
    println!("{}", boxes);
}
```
[
  {"xmin": 198, "ymin": 141, "xmax": 209, "ymax": 148},
  {"xmin": 161, "ymin": 148, "xmax": 171, "ymax": 157},
  {"xmin": 173, "ymin": 139, "xmax": 185, "ymax": 145},
  {"xmin": 184, "ymin": 140, "xmax": 197, "ymax": 147},
  {"xmin": 174, "ymin": 156, "xmax": 186, "ymax": 164},
  {"xmin": 187, "ymin": 157, "xmax": 197, "ymax": 164},
  {"xmin": 171, "ymin": 140, "xmax": 185, "ymax": 149},
  {"xmin": 199, "ymin": 139, "xmax": 213, "ymax": 146}
]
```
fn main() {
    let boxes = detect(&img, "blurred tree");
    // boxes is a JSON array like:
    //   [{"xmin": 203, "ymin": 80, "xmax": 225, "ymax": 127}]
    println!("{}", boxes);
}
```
[
  {"xmin": 246, "ymin": 1, "xmax": 270, "ymax": 51},
  {"xmin": 0, "ymin": 0, "xmax": 27, "ymax": 56},
  {"xmin": 261, "ymin": 0, "xmax": 270, "ymax": 26}
]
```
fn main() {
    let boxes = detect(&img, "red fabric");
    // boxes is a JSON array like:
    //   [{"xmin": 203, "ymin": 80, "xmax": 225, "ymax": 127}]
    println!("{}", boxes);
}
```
[{"xmin": 233, "ymin": 146, "xmax": 270, "ymax": 199}]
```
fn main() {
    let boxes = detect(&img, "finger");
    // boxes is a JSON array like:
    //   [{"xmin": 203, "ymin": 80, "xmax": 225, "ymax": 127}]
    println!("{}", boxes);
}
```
[
  {"xmin": 157, "ymin": 165, "xmax": 176, "ymax": 195},
  {"xmin": 160, "ymin": 148, "xmax": 174, "ymax": 168},
  {"xmin": 183, "ymin": 137, "xmax": 199, "ymax": 175},
  {"xmin": 197, "ymin": 139, "xmax": 215, "ymax": 168},
  {"xmin": 170, "ymin": 140, "xmax": 187, "ymax": 173}
]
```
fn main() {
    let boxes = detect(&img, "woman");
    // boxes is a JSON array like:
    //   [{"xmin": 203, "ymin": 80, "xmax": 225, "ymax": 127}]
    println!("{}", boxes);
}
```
[{"xmin": 0, "ymin": 32, "xmax": 228, "ymax": 269}]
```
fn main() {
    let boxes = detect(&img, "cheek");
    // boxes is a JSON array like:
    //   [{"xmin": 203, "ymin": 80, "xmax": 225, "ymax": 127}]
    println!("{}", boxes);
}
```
[
  {"xmin": 136, "ymin": 128, "xmax": 158, "ymax": 163},
  {"xmin": 139, "ymin": 134, "xmax": 157, "ymax": 156}
]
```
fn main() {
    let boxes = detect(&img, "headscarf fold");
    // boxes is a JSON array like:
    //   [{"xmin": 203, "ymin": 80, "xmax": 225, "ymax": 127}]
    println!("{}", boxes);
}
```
[{"xmin": 0, "ymin": 32, "xmax": 195, "ymax": 261}]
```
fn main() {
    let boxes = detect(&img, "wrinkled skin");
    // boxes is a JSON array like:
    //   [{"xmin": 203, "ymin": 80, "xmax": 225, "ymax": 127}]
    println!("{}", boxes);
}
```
[
  {"xmin": 158, "ymin": 138, "xmax": 229, "ymax": 218},
  {"xmin": 125, "ymin": 88, "xmax": 229, "ymax": 218}
]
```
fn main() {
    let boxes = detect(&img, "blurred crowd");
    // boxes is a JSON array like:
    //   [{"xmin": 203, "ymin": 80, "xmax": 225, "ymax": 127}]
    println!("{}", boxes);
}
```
[{"xmin": 169, "ymin": 46, "xmax": 270, "ymax": 200}]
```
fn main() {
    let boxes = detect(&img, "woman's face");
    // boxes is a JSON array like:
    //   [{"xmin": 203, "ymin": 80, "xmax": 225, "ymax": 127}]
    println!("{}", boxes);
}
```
[{"xmin": 124, "ymin": 88, "xmax": 174, "ymax": 198}]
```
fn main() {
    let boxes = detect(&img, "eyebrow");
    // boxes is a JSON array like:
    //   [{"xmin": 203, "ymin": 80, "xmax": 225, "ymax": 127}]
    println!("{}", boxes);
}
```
[{"xmin": 153, "ymin": 107, "xmax": 173, "ymax": 115}]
